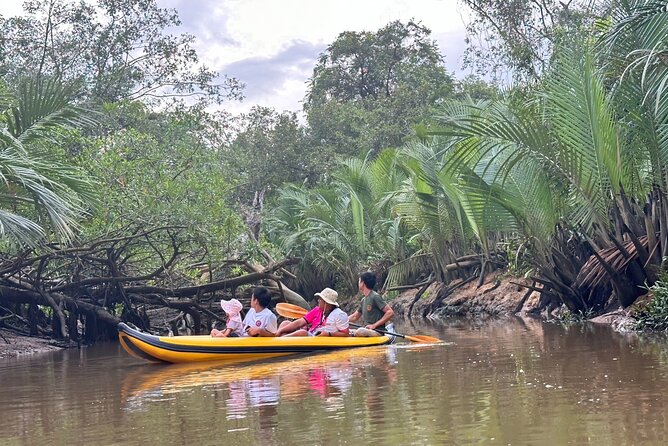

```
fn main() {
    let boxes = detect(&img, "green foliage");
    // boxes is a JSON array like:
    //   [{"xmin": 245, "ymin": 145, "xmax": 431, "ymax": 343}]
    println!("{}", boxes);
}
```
[
  {"xmin": 461, "ymin": 0, "xmax": 604, "ymax": 81},
  {"xmin": 0, "ymin": 0, "xmax": 242, "ymax": 105},
  {"xmin": 307, "ymin": 20, "xmax": 449, "ymax": 104},
  {"xmin": 226, "ymin": 106, "xmax": 316, "ymax": 203},
  {"xmin": 452, "ymin": 75, "xmax": 502, "ymax": 102},
  {"xmin": 636, "ymin": 277, "xmax": 668, "ymax": 331},
  {"xmin": 306, "ymin": 101, "xmax": 374, "ymax": 161},
  {"xmin": 423, "ymin": 33, "xmax": 652, "ymax": 271},
  {"xmin": 602, "ymin": 0, "xmax": 668, "ymax": 190},
  {"xmin": 266, "ymin": 149, "xmax": 412, "ymax": 294},
  {"xmin": 499, "ymin": 237, "xmax": 535, "ymax": 277},
  {"xmin": 76, "ymin": 101, "xmax": 245, "ymax": 261},
  {"xmin": 392, "ymin": 138, "xmax": 473, "ymax": 282},
  {"xmin": 305, "ymin": 19, "xmax": 454, "ymax": 160},
  {"xmin": 384, "ymin": 254, "xmax": 433, "ymax": 291},
  {"xmin": 0, "ymin": 76, "xmax": 97, "ymax": 246},
  {"xmin": 556, "ymin": 308, "xmax": 595, "ymax": 325}
]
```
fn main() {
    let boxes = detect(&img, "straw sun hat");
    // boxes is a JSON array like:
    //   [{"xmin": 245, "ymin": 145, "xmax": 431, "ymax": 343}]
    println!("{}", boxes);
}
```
[{"xmin": 314, "ymin": 288, "xmax": 339, "ymax": 307}]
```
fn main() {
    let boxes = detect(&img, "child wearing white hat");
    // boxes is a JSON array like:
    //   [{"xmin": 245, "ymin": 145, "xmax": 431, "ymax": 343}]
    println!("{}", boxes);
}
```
[{"xmin": 211, "ymin": 298, "xmax": 245, "ymax": 337}]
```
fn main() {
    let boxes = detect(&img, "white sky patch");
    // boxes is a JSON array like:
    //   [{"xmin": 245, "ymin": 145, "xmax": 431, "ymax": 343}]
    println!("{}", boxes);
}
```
[
  {"xmin": 1, "ymin": 0, "xmax": 471, "ymax": 116},
  {"xmin": 209, "ymin": 0, "xmax": 468, "ymax": 64},
  {"xmin": 238, "ymin": 76, "xmax": 309, "ymax": 115},
  {"xmin": 0, "ymin": 1, "xmax": 22, "ymax": 16},
  {"xmin": 204, "ymin": 0, "xmax": 470, "ymax": 115}
]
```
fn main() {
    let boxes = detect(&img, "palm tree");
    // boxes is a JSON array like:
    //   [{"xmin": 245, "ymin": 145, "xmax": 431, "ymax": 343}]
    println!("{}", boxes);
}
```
[
  {"xmin": 423, "ymin": 22, "xmax": 668, "ymax": 312},
  {"xmin": 266, "ymin": 149, "xmax": 409, "ymax": 294},
  {"xmin": 388, "ymin": 100, "xmax": 562, "ymax": 296},
  {"xmin": 0, "ymin": 77, "xmax": 97, "ymax": 247}
]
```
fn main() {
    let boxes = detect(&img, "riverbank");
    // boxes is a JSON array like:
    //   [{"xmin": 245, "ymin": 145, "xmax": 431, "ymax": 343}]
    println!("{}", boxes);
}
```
[
  {"xmin": 0, "ymin": 329, "xmax": 64, "ymax": 359},
  {"xmin": 388, "ymin": 271, "xmax": 542, "ymax": 319},
  {"xmin": 381, "ymin": 271, "xmax": 638, "ymax": 332}
]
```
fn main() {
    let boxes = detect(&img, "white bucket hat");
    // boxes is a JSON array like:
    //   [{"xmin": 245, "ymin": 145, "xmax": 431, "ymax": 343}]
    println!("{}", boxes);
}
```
[
  {"xmin": 221, "ymin": 299, "xmax": 243, "ymax": 320},
  {"xmin": 315, "ymin": 288, "xmax": 339, "ymax": 307}
]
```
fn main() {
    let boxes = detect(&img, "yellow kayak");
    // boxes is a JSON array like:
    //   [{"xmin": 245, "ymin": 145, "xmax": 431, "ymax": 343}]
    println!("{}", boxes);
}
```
[{"xmin": 118, "ymin": 322, "xmax": 391, "ymax": 364}]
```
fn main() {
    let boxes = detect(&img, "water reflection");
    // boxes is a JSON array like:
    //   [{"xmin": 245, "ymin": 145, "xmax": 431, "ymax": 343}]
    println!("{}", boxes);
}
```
[
  {"xmin": 122, "ymin": 345, "xmax": 394, "ymax": 408},
  {"xmin": 118, "ymin": 345, "xmax": 402, "ymax": 446}
]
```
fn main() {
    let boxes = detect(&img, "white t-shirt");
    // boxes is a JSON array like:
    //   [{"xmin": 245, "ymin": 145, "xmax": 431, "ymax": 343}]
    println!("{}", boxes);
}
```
[
  {"xmin": 242, "ymin": 307, "xmax": 277, "ymax": 335},
  {"xmin": 319, "ymin": 307, "xmax": 349, "ymax": 334},
  {"xmin": 226, "ymin": 319, "xmax": 245, "ymax": 337}
]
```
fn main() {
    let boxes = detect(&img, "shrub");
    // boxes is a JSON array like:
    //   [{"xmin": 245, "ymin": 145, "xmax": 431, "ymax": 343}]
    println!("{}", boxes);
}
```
[{"xmin": 635, "ymin": 278, "xmax": 668, "ymax": 331}]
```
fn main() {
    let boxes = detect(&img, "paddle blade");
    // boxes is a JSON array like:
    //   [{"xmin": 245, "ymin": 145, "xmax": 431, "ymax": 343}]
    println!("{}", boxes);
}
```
[
  {"xmin": 404, "ymin": 334, "xmax": 441, "ymax": 343},
  {"xmin": 276, "ymin": 302, "xmax": 309, "ymax": 319}
]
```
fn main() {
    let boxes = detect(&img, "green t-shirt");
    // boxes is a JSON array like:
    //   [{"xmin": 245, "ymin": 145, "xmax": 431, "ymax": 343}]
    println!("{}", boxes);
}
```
[{"xmin": 356, "ymin": 290, "xmax": 387, "ymax": 330}]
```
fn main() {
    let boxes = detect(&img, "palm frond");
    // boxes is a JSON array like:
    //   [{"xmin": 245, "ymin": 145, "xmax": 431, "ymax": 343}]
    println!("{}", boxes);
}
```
[
  {"xmin": 384, "ymin": 253, "xmax": 433, "ymax": 290},
  {"xmin": 0, "ymin": 76, "xmax": 99, "ymax": 245},
  {"xmin": 0, "ymin": 209, "xmax": 46, "ymax": 247},
  {"xmin": 6, "ymin": 77, "xmax": 98, "ymax": 145}
]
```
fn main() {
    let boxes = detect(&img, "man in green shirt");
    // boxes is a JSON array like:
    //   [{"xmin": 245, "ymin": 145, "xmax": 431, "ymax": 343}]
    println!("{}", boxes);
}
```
[{"xmin": 348, "ymin": 271, "xmax": 394, "ymax": 337}]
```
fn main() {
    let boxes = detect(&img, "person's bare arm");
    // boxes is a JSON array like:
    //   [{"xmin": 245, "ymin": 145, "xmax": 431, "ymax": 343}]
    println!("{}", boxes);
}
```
[
  {"xmin": 368, "ymin": 305, "xmax": 394, "ymax": 330},
  {"xmin": 348, "ymin": 310, "xmax": 361, "ymax": 323},
  {"xmin": 246, "ymin": 326, "xmax": 277, "ymax": 337},
  {"xmin": 275, "ymin": 318, "xmax": 306, "ymax": 336}
]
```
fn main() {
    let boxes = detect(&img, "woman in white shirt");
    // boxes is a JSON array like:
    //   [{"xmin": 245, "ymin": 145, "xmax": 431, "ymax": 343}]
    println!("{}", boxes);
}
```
[{"xmin": 275, "ymin": 287, "xmax": 349, "ymax": 337}]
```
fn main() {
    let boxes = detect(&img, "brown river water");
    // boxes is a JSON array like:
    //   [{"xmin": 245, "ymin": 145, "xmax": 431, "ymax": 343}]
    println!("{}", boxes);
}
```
[{"xmin": 2, "ymin": 318, "xmax": 668, "ymax": 446}]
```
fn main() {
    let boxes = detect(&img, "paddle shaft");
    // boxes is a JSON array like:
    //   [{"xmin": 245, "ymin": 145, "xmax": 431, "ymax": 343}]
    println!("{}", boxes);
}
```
[{"xmin": 349, "ymin": 322, "xmax": 405, "ymax": 338}]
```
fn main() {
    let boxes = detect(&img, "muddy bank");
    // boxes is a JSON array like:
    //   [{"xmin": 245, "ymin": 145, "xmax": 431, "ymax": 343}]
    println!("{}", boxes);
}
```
[
  {"xmin": 384, "ymin": 271, "xmax": 543, "ymax": 319},
  {"xmin": 383, "ymin": 271, "xmax": 636, "ymax": 332},
  {"xmin": 0, "ymin": 329, "xmax": 65, "ymax": 360}
]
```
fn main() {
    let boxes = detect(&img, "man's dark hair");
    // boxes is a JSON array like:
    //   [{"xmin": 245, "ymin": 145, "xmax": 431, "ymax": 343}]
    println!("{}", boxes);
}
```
[
  {"xmin": 252, "ymin": 286, "xmax": 272, "ymax": 308},
  {"xmin": 359, "ymin": 271, "xmax": 376, "ymax": 290}
]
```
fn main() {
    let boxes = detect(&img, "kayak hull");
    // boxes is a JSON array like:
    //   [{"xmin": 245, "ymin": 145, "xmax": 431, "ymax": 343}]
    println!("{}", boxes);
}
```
[{"xmin": 118, "ymin": 322, "xmax": 391, "ymax": 364}]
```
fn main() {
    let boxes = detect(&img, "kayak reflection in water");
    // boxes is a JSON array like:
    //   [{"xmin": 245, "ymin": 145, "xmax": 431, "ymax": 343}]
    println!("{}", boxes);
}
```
[
  {"xmin": 225, "ymin": 376, "xmax": 280, "ymax": 412},
  {"xmin": 307, "ymin": 364, "xmax": 354, "ymax": 399}
]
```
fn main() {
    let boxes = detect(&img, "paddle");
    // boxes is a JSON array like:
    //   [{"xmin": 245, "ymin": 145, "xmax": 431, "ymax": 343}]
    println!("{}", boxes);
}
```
[
  {"xmin": 275, "ymin": 302, "xmax": 311, "ymax": 320},
  {"xmin": 348, "ymin": 322, "xmax": 440, "ymax": 343},
  {"xmin": 275, "ymin": 302, "xmax": 441, "ymax": 343}
]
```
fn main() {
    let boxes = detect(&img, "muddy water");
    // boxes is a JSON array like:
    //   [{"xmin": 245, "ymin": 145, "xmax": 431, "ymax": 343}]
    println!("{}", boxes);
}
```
[{"xmin": 1, "ymin": 318, "xmax": 668, "ymax": 445}]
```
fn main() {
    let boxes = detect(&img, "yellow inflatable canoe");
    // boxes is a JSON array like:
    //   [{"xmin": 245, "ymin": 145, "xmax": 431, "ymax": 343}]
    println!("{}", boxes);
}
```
[{"xmin": 118, "ymin": 322, "xmax": 392, "ymax": 364}]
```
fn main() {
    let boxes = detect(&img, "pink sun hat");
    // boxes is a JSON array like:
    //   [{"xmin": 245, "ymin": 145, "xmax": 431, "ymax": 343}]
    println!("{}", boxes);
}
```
[{"xmin": 221, "ymin": 298, "xmax": 243, "ymax": 321}]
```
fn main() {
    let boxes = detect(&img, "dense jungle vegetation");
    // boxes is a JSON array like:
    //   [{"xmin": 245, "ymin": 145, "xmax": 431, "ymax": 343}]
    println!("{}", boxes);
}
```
[{"xmin": 1, "ymin": 0, "xmax": 668, "ymax": 342}]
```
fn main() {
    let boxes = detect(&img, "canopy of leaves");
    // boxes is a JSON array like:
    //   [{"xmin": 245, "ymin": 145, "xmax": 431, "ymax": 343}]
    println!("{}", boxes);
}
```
[
  {"xmin": 0, "ymin": 0, "xmax": 243, "ymax": 105},
  {"xmin": 225, "ymin": 107, "xmax": 317, "ymax": 203},
  {"xmin": 76, "ymin": 101, "xmax": 245, "ymax": 262},
  {"xmin": 460, "ymin": 0, "xmax": 607, "ymax": 81},
  {"xmin": 305, "ymin": 20, "xmax": 455, "ymax": 160},
  {"xmin": 266, "ymin": 149, "xmax": 411, "ymax": 294}
]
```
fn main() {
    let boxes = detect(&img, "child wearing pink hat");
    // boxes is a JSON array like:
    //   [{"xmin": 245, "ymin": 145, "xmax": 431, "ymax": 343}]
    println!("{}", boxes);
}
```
[{"xmin": 211, "ymin": 298, "xmax": 245, "ymax": 337}]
